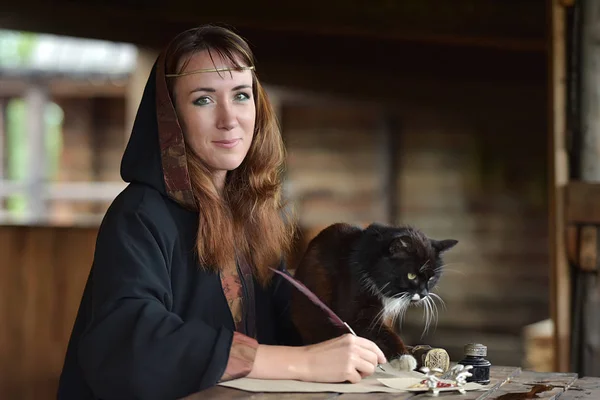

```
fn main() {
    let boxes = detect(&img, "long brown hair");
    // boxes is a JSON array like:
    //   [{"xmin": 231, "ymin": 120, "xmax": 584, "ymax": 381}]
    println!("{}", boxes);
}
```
[{"xmin": 164, "ymin": 25, "xmax": 295, "ymax": 287}]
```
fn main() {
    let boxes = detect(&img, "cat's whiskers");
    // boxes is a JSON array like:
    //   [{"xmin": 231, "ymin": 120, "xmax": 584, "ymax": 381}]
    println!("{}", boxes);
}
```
[
  {"xmin": 372, "ymin": 293, "xmax": 411, "ymax": 331},
  {"xmin": 421, "ymin": 296, "xmax": 432, "ymax": 338},
  {"xmin": 422, "ymin": 296, "xmax": 431, "ymax": 335},
  {"xmin": 420, "ymin": 295, "xmax": 441, "ymax": 338},
  {"xmin": 429, "ymin": 292, "xmax": 447, "ymax": 311},
  {"xmin": 419, "ymin": 260, "xmax": 430, "ymax": 273}
]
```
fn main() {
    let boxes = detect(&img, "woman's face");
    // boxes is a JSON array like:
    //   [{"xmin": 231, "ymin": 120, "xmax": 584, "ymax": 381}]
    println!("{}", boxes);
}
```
[{"xmin": 172, "ymin": 50, "xmax": 256, "ymax": 176}]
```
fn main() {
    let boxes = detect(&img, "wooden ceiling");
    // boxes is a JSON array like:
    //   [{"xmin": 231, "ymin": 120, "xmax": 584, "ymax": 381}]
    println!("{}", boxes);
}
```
[
  {"xmin": 1, "ymin": 0, "xmax": 546, "ymax": 49},
  {"xmin": 1, "ymin": 0, "xmax": 549, "ymax": 100}
]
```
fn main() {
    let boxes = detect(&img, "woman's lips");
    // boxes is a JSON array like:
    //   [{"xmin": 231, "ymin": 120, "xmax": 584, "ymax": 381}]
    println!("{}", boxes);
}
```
[{"xmin": 212, "ymin": 139, "xmax": 240, "ymax": 149}]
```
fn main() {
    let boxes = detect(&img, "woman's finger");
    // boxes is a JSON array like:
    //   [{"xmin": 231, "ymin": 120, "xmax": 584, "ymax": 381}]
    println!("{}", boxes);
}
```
[
  {"xmin": 354, "ymin": 336, "xmax": 387, "ymax": 364},
  {"xmin": 352, "ymin": 354, "xmax": 376, "ymax": 378}
]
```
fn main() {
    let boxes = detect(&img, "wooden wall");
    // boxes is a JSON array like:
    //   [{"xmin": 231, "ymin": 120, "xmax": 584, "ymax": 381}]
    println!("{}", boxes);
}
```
[
  {"xmin": 0, "ymin": 226, "xmax": 97, "ymax": 400},
  {"xmin": 282, "ymin": 78, "xmax": 548, "ymax": 367}
]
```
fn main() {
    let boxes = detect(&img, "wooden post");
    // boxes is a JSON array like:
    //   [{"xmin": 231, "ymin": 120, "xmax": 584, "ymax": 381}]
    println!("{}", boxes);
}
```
[
  {"xmin": 581, "ymin": 0, "xmax": 600, "ymax": 182},
  {"xmin": 25, "ymin": 83, "xmax": 48, "ymax": 221},
  {"xmin": 0, "ymin": 98, "xmax": 5, "ymax": 214},
  {"xmin": 0, "ymin": 98, "xmax": 5, "ymax": 181},
  {"xmin": 549, "ymin": 0, "xmax": 571, "ymax": 372},
  {"xmin": 575, "ymin": 0, "xmax": 600, "ymax": 376}
]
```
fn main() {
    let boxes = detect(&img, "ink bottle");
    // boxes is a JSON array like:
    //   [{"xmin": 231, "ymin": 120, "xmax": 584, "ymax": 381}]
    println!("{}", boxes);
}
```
[{"xmin": 457, "ymin": 343, "xmax": 491, "ymax": 385}]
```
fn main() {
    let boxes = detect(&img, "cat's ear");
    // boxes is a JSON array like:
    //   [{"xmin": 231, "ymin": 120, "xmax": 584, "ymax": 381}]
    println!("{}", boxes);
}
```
[
  {"xmin": 389, "ymin": 235, "xmax": 411, "ymax": 254},
  {"xmin": 431, "ymin": 239, "xmax": 458, "ymax": 253}
]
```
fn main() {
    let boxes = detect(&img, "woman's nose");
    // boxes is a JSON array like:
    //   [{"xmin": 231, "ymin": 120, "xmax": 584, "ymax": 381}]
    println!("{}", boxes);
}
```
[{"xmin": 216, "ymin": 103, "xmax": 237, "ymax": 130}]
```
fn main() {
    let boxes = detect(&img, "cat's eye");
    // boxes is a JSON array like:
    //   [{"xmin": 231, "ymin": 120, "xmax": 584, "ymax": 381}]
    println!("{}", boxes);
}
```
[{"xmin": 407, "ymin": 273, "xmax": 417, "ymax": 280}]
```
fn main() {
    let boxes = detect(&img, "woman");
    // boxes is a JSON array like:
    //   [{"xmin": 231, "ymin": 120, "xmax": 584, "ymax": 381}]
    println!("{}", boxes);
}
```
[{"xmin": 57, "ymin": 25, "xmax": 385, "ymax": 400}]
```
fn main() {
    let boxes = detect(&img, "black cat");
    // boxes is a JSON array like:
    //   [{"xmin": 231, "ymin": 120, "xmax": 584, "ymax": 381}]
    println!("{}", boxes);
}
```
[{"xmin": 291, "ymin": 222, "xmax": 458, "ymax": 370}]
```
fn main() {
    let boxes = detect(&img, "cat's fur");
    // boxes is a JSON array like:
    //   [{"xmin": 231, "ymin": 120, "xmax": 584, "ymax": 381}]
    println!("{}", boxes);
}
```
[{"xmin": 290, "ymin": 222, "xmax": 458, "ymax": 370}]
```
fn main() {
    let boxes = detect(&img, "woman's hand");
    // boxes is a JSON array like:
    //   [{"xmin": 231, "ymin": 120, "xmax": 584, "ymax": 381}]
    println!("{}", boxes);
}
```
[
  {"xmin": 247, "ymin": 334, "xmax": 386, "ymax": 383},
  {"xmin": 299, "ymin": 334, "xmax": 387, "ymax": 383}
]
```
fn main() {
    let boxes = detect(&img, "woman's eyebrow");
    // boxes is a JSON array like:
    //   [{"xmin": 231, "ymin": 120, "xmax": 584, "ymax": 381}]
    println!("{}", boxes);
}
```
[
  {"xmin": 190, "ymin": 87, "xmax": 215, "ymax": 94},
  {"xmin": 189, "ymin": 84, "xmax": 252, "ymax": 94}
]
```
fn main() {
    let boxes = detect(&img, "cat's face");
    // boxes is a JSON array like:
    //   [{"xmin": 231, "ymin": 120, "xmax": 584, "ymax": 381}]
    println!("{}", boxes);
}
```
[{"xmin": 356, "ymin": 224, "xmax": 457, "ymax": 319}]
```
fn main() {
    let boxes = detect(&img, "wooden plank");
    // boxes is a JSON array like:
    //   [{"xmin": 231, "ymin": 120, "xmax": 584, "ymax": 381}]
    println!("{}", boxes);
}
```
[
  {"xmin": 184, "ymin": 369, "xmax": 598, "ymax": 400},
  {"xmin": 0, "ymin": 226, "xmax": 97, "ymax": 400},
  {"xmin": 485, "ymin": 383, "xmax": 563, "ymax": 399},
  {"xmin": 558, "ymin": 376, "xmax": 600, "ymax": 399},
  {"xmin": 337, "ymin": 391, "xmax": 416, "ymax": 400},
  {"xmin": 508, "ymin": 370, "xmax": 578, "ymax": 387},
  {"xmin": 549, "ymin": 0, "xmax": 572, "ymax": 373},
  {"xmin": 404, "ymin": 366, "xmax": 522, "ymax": 400},
  {"xmin": 480, "ymin": 370, "xmax": 578, "ymax": 400},
  {"xmin": 183, "ymin": 386, "xmax": 339, "ymax": 399},
  {"xmin": 190, "ymin": 367, "xmax": 522, "ymax": 400},
  {"xmin": 378, "ymin": 114, "xmax": 399, "ymax": 225},
  {"xmin": 566, "ymin": 182, "xmax": 600, "ymax": 224}
]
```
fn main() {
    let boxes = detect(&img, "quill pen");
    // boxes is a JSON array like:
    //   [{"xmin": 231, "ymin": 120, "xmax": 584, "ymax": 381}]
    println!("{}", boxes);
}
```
[{"xmin": 271, "ymin": 267, "xmax": 385, "ymax": 371}]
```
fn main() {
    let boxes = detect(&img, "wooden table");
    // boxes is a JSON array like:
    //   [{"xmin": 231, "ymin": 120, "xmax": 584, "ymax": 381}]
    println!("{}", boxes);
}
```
[{"xmin": 186, "ymin": 366, "xmax": 600, "ymax": 399}]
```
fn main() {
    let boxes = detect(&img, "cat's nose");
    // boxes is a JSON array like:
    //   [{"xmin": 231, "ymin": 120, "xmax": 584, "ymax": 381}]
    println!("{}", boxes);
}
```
[{"xmin": 419, "ymin": 289, "xmax": 429, "ymax": 298}]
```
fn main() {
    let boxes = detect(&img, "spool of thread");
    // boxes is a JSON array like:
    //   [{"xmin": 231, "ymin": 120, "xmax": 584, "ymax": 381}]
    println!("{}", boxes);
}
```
[{"xmin": 409, "ymin": 345, "xmax": 450, "ymax": 372}]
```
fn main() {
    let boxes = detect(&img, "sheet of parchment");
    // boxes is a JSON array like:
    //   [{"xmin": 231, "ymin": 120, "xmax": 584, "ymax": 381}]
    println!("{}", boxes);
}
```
[{"xmin": 218, "ymin": 365, "xmax": 490, "ymax": 394}]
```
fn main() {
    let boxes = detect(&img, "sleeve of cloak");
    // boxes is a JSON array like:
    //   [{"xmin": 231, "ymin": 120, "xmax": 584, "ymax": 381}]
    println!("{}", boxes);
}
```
[{"xmin": 77, "ymin": 204, "xmax": 257, "ymax": 400}]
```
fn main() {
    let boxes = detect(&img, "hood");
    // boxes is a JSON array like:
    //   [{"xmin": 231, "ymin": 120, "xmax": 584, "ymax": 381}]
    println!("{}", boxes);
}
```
[{"xmin": 120, "ymin": 49, "xmax": 196, "ymax": 210}]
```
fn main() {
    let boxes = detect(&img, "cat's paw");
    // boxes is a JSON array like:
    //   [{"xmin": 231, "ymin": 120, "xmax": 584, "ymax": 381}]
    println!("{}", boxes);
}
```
[{"xmin": 389, "ymin": 354, "xmax": 418, "ymax": 371}]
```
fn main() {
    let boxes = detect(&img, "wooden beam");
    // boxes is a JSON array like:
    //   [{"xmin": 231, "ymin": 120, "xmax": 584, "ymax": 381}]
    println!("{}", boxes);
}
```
[
  {"xmin": 549, "ymin": 0, "xmax": 571, "ymax": 372},
  {"xmin": 1, "ymin": 0, "xmax": 547, "ymax": 51},
  {"xmin": 0, "ymin": 78, "xmax": 127, "ymax": 98}
]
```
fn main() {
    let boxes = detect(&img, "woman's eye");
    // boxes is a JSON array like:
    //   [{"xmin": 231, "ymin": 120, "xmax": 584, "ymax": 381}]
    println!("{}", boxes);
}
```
[
  {"xmin": 407, "ymin": 273, "xmax": 417, "ymax": 280},
  {"xmin": 234, "ymin": 92, "xmax": 251, "ymax": 102},
  {"xmin": 193, "ymin": 96, "xmax": 212, "ymax": 106}
]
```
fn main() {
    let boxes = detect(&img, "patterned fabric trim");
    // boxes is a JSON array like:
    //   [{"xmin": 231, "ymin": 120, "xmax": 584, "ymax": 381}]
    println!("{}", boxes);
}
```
[
  {"xmin": 237, "ymin": 255, "xmax": 257, "ymax": 339},
  {"xmin": 154, "ymin": 50, "xmax": 196, "ymax": 210},
  {"xmin": 219, "ymin": 332, "xmax": 259, "ymax": 382},
  {"xmin": 220, "ymin": 261, "xmax": 245, "ymax": 332}
]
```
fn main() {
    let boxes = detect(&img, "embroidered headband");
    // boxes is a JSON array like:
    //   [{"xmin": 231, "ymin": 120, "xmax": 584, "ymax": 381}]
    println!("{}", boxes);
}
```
[{"xmin": 165, "ymin": 65, "xmax": 255, "ymax": 78}]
